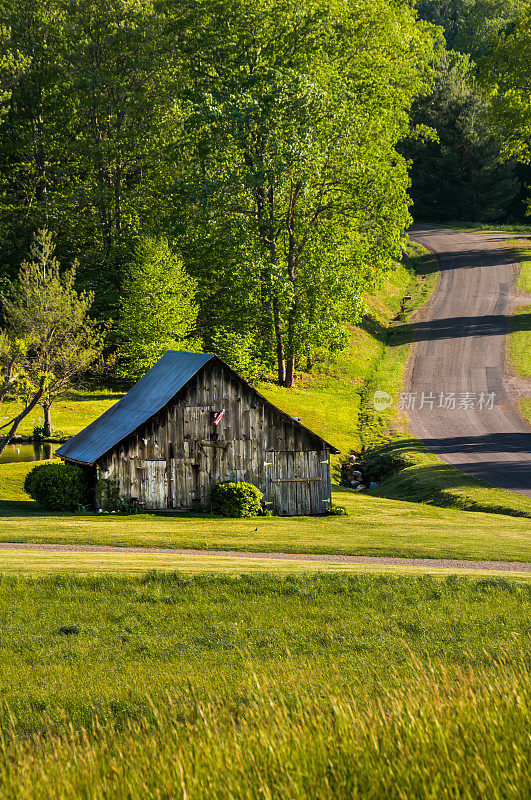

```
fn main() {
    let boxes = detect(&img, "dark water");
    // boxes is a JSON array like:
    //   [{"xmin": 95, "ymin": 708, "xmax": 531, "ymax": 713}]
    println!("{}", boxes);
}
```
[{"xmin": 0, "ymin": 443, "xmax": 56, "ymax": 464}]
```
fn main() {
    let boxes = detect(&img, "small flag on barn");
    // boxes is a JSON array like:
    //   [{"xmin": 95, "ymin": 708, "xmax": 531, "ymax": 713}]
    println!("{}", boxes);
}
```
[{"xmin": 212, "ymin": 409, "xmax": 225, "ymax": 425}]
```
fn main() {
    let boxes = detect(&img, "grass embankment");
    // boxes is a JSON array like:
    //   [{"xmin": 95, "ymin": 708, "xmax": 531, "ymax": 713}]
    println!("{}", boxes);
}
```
[
  {"xmin": 1, "ymin": 462, "xmax": 530, "ymax": 563},
  {"xmin": 366, "ymin": 438, "xmax": 531, "ymax": 518},
  {"xmin": 507, "ymin": 240, "xmax": 531, "ymax": 424},
  {"xmin": 453, "ymin": 222, "xmax": 531, "ymax": 235},
  {"xmin": 510, "ymin": 306, "xmax": 531, "ymax": 378},
  {"xmin": 0, "ymin": 572, "xmax": 527, "ymax": 798}
]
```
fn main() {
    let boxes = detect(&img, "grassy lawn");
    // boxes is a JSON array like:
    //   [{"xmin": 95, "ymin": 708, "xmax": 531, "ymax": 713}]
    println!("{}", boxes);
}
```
[
  {"xmin": 510, "ymin": 306, "xmax": 531, "ymax": 379},
  {"xmin": 0, "ymin": 572, "xmax": 527, "ymax": 798},
  {"xmin": 511, "ymin": 239, "xmax": 531, "ymax": 293},
  {"xmin": 452, "ymin": 222, "xmax": 531, "ymax": 235},
  {"xmin": 507, "ymin": 240, "xmax": 531, "ymax": 424},
  {"xmin": 521, "ymin": 398, "xmax": 531, "ymax": 423},
  {"xmin": 0, "ymin": 388, "xmax": 123, "ymax": 440},
  {"xmin": 1, "ymin": 461, "xmax": 530, "ymax": 563},
  {"xmin": 0, "ymin": 547, "xmax": 528, "ymax": 578}
]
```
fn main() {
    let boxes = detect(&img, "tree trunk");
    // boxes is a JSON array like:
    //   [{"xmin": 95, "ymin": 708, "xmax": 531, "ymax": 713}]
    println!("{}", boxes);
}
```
[
  {"xmin": 284, "ymin": 204, "xmax": 297, "ymax": 389},
  {"xmin": 284, "ymin": 356, "xmax": 295, "ymax": 388},
  {"xmin": 42, "ymin": 402, "xmax": 52, "ymax": 437},
  {"xmin": 0, "ymin": 384, "xmax": 45, "ymax": 458},
  {"xmin": 272, "ymin": 298, "xmax": 285, "ymax": 385},
  {"xmin": 34, "ymin": 106, "xmax": 48, "ymax": 207}
]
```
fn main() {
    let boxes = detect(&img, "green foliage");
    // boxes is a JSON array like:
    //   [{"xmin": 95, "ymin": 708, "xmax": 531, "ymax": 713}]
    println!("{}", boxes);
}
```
[
  {"xmin": 0, "ymin": 228, "xmax": 104, "ymax": 451},
  {"xmin": 480, "ymin": 2, "xmax": 531, "ymax": 175},
  {"xmin": 210, "ymin": 328, "xmax": 265, "ymax": 383},
  {"xmin": 402, "ymin": 51, "xmax": 519, "ymax": 221},
  {"xmin": 115, "ymin": 236, "xmax": 200, "ymax": 384},
  {"xmin": 211, "ymin": 481, "xmax": 263, "ymax": 517},
  {"xmin": 417, "ymin": 0, "xmax": 523, "ymax": 57},
  {"xmin": 23, "ymin": 462, "xmax": 91, "ymax": 510},
  {"xmin": 325, "ymin": 504, "xmax": 348, "ymax": 516},
  {"xmin": 2, "ymin": 229, "xmax": 106, "ymax": 437},
  {"xmin": 172, "ymin": 0, "xmax": 437, "ymax": 385},
  {"xmin": 0, "ymin": 0, "xmax": 439, "ymax": 385},
  {"xmin": 0, "ymin": 0, "xmax": 169, "ymax": 302},
  {"xmin": 32, "ymin": 425, "xmax": 45, "ymax": 441}
]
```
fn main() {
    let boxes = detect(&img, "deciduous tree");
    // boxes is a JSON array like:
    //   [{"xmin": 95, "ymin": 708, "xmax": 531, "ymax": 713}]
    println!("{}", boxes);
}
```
[
  {"xmin": 170, "ymin": 0, "xmax": 436, "ymax": 386},
  {"xmin": 2, "ymin": 229, "xmax": 105, "ymax": 439},
  {"xmin": 480, "ymin": 2, "xmax": 531, "ymax": 175},
  {"xmin": 115, "ymin": 236, "xmax": 200, "ymax": 384}
]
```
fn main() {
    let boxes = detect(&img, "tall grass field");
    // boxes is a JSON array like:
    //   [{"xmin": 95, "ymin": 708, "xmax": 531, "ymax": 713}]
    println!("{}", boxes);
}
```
[{"xmin": 0, "ymin": 571, "xmax": 528, "ymax": 798}]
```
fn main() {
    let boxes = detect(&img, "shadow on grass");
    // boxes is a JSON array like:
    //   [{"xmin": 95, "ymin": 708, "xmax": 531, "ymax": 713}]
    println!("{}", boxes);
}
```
[
  {"xmin": 363, "ymin": 439, "xmax": 531, "ymax": 518},
  {"xmin": 0, "ymin": 499, "xmax": 239, "ymax": 522},
  {"xmin": 0, "ymin": 500, "xmax": 60, "ymax": 516}
]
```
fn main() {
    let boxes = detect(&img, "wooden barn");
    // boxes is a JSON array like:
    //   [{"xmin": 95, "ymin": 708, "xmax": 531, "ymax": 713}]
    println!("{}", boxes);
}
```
[{"xmin": 56, "ymin": 351, "xmax": 338, "ymax": 516}]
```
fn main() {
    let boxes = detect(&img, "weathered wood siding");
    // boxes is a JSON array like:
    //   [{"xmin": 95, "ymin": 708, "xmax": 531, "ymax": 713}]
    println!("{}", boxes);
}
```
[{"xmin": 98, "ymin": 361, "xmax": 333, "ymax": 515}]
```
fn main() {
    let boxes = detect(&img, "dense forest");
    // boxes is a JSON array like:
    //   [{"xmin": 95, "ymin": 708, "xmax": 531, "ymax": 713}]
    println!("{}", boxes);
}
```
[{"xmin": 0, "ymin": 0, "xmax": 529, "ymax": 445}]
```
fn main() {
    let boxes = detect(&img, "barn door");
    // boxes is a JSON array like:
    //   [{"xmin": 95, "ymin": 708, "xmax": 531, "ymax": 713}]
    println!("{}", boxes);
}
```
[
  {"xmin": 169, "ymin": 457, "xmax": 196, "ymax": 508},
  {"xmin": 266, "ymin": 450, "xmax": 330, "ymax": 516},
  {"xmin": 138, "ymin": 460, "xmax": 168, "ymax": 509}
]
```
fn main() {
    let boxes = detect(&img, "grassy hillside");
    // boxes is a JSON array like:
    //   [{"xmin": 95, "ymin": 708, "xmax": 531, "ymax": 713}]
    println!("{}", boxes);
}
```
[
  {"xmin": 0, "ymin": 572, "xmax": 527, "ymax": 798},
  {"xmin": 263, "ymin": 243, "xmax": 437, "ymax": 455},
  {"xmin": 367, "ymin": 438, "xmax": 531, "ymax": 517},
  {"xmin": 513, "ymin": 240, "xmax": 531, "ymax": 293},
  {"xmin": 2, "ymin": 239, "xmax": 531, "ymax": 557},
  {"xmin": 508, "ymin": 240, "xmax": 531, "ymax": 423}
]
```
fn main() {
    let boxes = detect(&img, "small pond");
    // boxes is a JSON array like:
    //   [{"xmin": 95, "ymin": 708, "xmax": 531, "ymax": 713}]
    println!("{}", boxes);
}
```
[{"xmin": 0, "ymin": 443, "xmax": 56, "ymax": 464}]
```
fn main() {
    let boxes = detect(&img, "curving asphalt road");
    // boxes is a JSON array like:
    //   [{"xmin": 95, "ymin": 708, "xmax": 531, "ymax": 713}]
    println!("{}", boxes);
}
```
[{"xmin": 406, "ymin": 226, "xmax": 531, "ymax": 497}]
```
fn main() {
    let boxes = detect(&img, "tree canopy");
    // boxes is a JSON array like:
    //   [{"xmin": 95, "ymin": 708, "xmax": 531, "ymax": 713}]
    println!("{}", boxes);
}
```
[
  {"xmin": 0, "ymin": 0, "xmax": 439, "ymax": 389},
  {"xmin": 168, "ymin": 0, "xmax": 436, "ymax": 384},
  {"xmin": 115, "ymin": 237, "xmax": 199, "ymax": 385},
  {"xmin": 480, "ymin": 2, "xmax": 531, "ymax": 169}
]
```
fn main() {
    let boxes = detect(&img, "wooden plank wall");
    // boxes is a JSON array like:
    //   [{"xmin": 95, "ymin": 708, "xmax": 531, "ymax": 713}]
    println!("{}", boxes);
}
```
[{"xmin": 98, "ymin": 362, "xmax": 333, "ymax": 515}]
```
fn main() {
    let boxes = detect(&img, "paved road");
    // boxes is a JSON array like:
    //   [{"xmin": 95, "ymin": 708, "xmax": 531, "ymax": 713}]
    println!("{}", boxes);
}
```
[
  {"xmin": 407, "ymin": 226, "xmax": 531, "ymax": 497},
  {"xmin": 0, "ymin": 542, "xmax": 529, "ymax": 572}
]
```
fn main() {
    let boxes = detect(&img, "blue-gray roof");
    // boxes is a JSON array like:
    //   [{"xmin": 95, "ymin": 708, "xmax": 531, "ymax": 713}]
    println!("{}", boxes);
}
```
[{"xmin": 56, "ymin": 351, "xmax": 215, "ymax": 464}]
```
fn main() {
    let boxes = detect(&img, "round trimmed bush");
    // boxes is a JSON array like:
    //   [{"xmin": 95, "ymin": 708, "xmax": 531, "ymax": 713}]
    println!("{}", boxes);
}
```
[
  {"xmin": 211, "ymin": 481, "xmax": 263, "ymax": 517},
  {"xmin": 24, "ymin": 462, "xmax": 92, "ymax": 511}
]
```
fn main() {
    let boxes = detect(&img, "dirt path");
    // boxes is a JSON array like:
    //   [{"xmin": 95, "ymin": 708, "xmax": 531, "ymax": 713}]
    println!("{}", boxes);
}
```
[
  {"xmin": 407, "ymin": 226, "xmax": 531, "ymax": 497},
  {"xmin": 1, "ymin": 542, "xmax": 530, "ymax": 572}
]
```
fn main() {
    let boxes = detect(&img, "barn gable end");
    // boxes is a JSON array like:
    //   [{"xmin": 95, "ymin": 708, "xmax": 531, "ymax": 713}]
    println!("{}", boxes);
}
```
[{"xmin": 57, "ymin": 352, "xmax": 337, "ymax": 516}]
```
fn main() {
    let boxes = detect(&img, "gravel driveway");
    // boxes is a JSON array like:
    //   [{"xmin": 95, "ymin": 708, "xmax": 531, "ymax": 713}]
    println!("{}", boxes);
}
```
[{"xmin": 407, "ymin": 226, "xmax": 531, "ymax": 497}]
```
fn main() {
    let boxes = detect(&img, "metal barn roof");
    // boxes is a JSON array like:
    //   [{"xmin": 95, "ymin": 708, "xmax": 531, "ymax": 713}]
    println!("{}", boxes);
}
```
[
  {"xmin": 56, "ymin": 351, "xmax": 215, "ymax": 464},
  {"xmin": 56, "ymin": 350, "xmax": 338, "ymax": 464}
]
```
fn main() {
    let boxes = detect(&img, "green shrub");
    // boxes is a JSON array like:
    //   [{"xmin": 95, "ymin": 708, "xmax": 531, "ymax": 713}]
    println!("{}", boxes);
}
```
[
  {"xmin": 211, "ymin": 481, "xmax": 263, "ymax": 517},
  {"xmin": 32, "ymin": 425, "xmax": 45, "ymax": 441},
  {"xmin": 24, "ymin": 462, "xmax": 92, "ymax": 511},
  {"xmin": 326, "ymin": 504, "xmax": 348, "ymax": 515}
]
